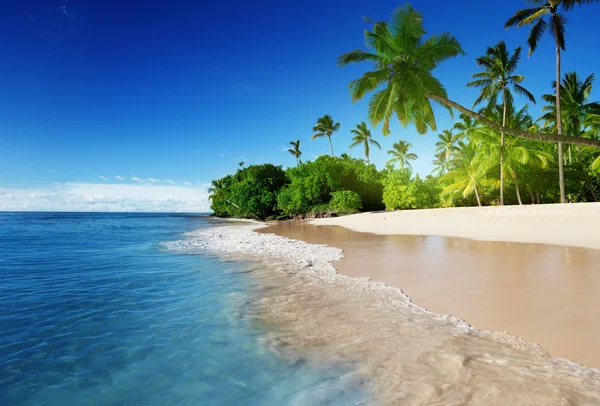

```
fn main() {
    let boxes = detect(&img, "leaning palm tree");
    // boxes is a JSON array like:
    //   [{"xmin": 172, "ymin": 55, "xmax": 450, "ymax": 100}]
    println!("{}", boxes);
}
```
[
  {"xmin": 506, "ymin": 0, "xmax": 600, "ymax": 202},
  {"xmin": 435, "ymin": 129, "xmax": 461, "ymax": 162},
  {"xmin": 386, "ymin": 141, "xmax": 418, "ymax": 171},
  {"xmin": 287, "ymin": 140, "xmax": 302, "ymax": 166},
  {"xmin": 540, "ymin": 72, "xmax": 600, "ymax": 201},
  {"xmin": 338, "ymin": 4, "xmax": 600, "ymax": 153},
  {"xmin": 349, "ymin": 122, "xmax": 381, "ymax": 162},
  {"xmin": 467, "ymin": 41, "xmax": 535, "ymax": 205},
  {"xmin": 312, "ymin": 115, "xmax": 340, "ymax": 157}
]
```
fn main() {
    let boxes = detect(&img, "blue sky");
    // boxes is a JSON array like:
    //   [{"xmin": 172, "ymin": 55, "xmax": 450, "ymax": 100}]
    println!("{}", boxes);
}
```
[{"xmin": 1, "ymin": 0, "xmax": 598, "ymax": 211}]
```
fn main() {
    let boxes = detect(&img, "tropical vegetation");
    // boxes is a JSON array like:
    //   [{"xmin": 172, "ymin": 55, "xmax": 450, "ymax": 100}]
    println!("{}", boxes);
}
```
[{"xmin": 209, "ymin": 2, "xmax": 600, "ymax": 219}]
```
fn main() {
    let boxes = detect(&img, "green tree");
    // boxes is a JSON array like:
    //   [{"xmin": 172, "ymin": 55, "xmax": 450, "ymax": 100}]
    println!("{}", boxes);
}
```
[
  {"xmin": 506, "ymin": 0, "xmax": 600, "ymax": 202},
  {"xmin": 453, "ymin": 113, "xmax": 485, "ymax": 140},
  {"xmin": 330, "ymin": 190, "xmax": 363, "ymax": 211},
  {"xmin": 467, "ymin": 41, "xmax": 535, "ymax": 205},
  {"xmin": 540, "ymin": 72, "xmax": 600, "ymax": 201},
  {"xmin": 312, "ymin": 115, "xmax": 340, "ymax": 157},
  {"xmin": 435, "ymin": 129, "xmax": 461, "ymax": 162},
  {"xmin": 338, "ymin": 4, "xmax": 600, "ymax": 150},
  {"xmin": 441, "ymin": 141, "xmax": 491, "ymax": 206},
  {"xmin": 349, "ymin": 122, "xmax": 381, "ymax": 162},
  {"xmin": 287, "ymin": 140, "xmax": 302, "ymax": 166},
  {"xmin": 432, "ymin": 152, "xmax": 450, "ymax": 176},
  {"xmin": 386, "ymin": 141, "xmax": 418, "ymax": 171}
]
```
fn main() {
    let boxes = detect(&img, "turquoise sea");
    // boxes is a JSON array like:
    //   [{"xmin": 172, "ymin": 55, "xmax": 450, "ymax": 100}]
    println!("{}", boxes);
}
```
[{"xmin": 0, "ymin": 212, "xmax": 367, "ymax": 406}]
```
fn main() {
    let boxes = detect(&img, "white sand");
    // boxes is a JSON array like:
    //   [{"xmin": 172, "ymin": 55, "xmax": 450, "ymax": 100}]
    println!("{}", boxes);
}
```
[{"xmin": 311, "ymin": 203, "xmax": 600, "ymax": 250}]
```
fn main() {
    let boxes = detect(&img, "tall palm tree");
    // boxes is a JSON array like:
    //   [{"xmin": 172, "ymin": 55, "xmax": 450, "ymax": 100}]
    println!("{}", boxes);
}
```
[
  {"xmin": 540, "ymin": 72, "xmax": 600, "ymax": 201},
  {"xmin": 312, "ymin": 115, "xmax": 340, "ymax": 157},
  {"xmin": 506, "ymin": 0, "xmax": 600, "ymax": 202},
  {"xmin": 441, "ymin": 141, "xmax": 491, "ymax": 207},
  {"xmin": 349, "ymin": 122, "xmax": 381, "ymax": 162},
  {"xmin": 386, "ymin": 141, "xmax": 418, "ymax": 171},
  {"xmin": 467, "ymin": 41, "xmax": 535, "ymax": 205},
  {"xmin": 480, "ymin": 105, "xmax": 554, "ymax": 205},
  {"xmin": 435, "ymin": 129, "xmax": 461, "ymax": 162},
  {"xmin": 338, "ymin": 4, "xmax": 600, "ymax": 151},
  {"xmin": 287, "ymin": 140, "xmax": 302, "ymax": 166}
]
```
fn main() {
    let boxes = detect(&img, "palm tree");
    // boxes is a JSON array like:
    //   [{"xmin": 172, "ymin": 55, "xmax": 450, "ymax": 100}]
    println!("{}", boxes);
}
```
[
  {"xmin": 312, "ymin": 115, "xmax": 340, "ymax": 157},
  {"xmin": 349, "ymin": 122, "xmax": 381, "ymax": 162},
  {"xmin": 441, "ymin": 141, "xmax": 491, "ymax": 207},
  {"xmin": 432, "ymin": 152, "xmax": 451, "ymax": 176},
  {"xmin": 435, "ymin": 129, "xmax": 461, "ymax": 162},
  {"xmin": 540, "ymin": 72, "xmax": 600, "ymax": 201},
  {"xmin": 386, "ymin": 141, "xmax": 418, "ymax": 171},
  {"xmin": 506, "ymin": 0, "xmax": 600, "ymax": 202},
  {"xmin": 338, "ymin": 4, "xmax": 600, "ymax": 151},
  {"xmin": 481, "ymin": 105, "xmax": 554, "ymax": 205},
  {"xmin": 287, "ymin": 140, "xmax": 302, "ymax": 166},
  {"xmin": 467, "ymin": 41, "xmax": 535, "ymax": 205},
  {"xmin": 453, "ymin": 113, "xmax": 484, "ymax": 140}
]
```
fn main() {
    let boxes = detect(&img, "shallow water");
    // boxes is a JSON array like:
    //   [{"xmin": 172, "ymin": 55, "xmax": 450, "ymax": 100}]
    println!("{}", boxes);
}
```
[
  {"xmin": 0, "ymin": 213, "xmax": 369, "ymax": 406},
  {"xmin": 173, "ymin": 223, "xmax": 600, "ymax": 405}
]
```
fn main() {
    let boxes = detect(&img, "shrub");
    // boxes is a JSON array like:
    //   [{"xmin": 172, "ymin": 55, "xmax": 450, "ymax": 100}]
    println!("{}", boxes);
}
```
[{"xmin": 329, "ymin": 190, "xmax": 362, "ymax": 211}]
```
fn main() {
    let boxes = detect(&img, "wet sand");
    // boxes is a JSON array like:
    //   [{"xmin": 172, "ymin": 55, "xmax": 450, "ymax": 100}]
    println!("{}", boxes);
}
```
[{"xmin": 259, "ymin": 221, "xmax": 600, "ymax": 368}]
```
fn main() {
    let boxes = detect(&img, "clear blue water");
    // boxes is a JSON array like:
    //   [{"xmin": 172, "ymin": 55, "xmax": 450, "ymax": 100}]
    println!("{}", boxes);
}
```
[{"xmin": 0, "ymin": 212, "xmax": 367, "ymax": 406}]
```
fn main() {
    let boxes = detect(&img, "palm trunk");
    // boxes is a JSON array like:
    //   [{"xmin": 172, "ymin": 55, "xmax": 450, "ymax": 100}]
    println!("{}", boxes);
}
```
[
  {"xmin": 536, "ymin": 190, "xmax": 541, "ymax": 205},
  {"xmin": 296, "ymin": 156, "xmax": 299, "ymax": 166},
  {"xmin": 576, "ymin": 146, "xmax": 598, "ymax": 202},
  {"xmin": 422, "ymin": 93, "xmax": 600, "ymax": 148},
  {"xmin": 530, "ymin": 190, "xmax": 535, "ymax": 205},
  {"xmin": 328, "ymin": 135, "xmax": 334, "ymax": 157},
  {"xmin": 500, "ymin": 88, "xmax": 507, "ymax": 205},
  {"xmin": 474, "ymin": 185, "xmax": 482, "ymax": 207},
  {"xmin": 555, "ymin": 26, "xmax": 566, "ymax": 203},
  {"xmin": 514, "ymin": 174, "xmax": 523, "ymax": 205}
]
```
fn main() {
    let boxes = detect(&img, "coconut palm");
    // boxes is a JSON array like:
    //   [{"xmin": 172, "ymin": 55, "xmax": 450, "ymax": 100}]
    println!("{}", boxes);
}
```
[
  {"xmin": 480, "ymin": 105, "xmax": 554, "ymax": 205},
  {"xmin": 349, "ymin": 122, "xmax": 381, "ymax": 162},
  {"xmin": 312, "ymin": 115, "xmax": 340, "ymax": 157},
  {"xmin": 287, "ymin": 140, "xmax": 302, "ymax": 166},
  {"xmin": 540, "ymin": 72, "xmax": 600, "ymax": 201},
  {"xmin": 338, "ymin": 4, "xmax": 600, "ymax": 152},
  {"xmin": 441, "ymin": 141, "xmax": 491, "ymax": 207},
  {"xmin": 453, "ymin": 114, "xmax": 484, "ymax": 141},
  {"xmin": 386, "ymin": 141, "xmax": 418, "ymax": 171},
  {"xmin": 435, "ymin": 129, "xmax": 461, "ymax": 162},
  {"xmin": 506, "ymin": 0, "xmax": 600, "ymax": 202},
  {"xmin": 432, "ymin": 152, "xmax": 451, "ymax": 176},
  {"xmin": 467, "ymin": 41, "xmax": 535, "ymax": 205}
]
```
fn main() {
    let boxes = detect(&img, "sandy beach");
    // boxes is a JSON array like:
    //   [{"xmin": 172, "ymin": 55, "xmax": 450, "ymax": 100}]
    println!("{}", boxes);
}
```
[{"xmin": 310, "ymin": 203, "xmax": 600, "ymax": 249}]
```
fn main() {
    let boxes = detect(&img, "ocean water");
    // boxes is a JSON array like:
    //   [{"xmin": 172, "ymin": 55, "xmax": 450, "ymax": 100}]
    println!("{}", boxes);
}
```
[{"xmin": 0, "ymin": 212, "xmax": 367, "ymax": 406}]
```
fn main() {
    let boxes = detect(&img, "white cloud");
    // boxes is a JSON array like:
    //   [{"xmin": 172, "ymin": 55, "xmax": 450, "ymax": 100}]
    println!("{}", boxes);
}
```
[
  {"xmin": 98, "ymin": 175, "xmax": 108, "ymax": 181},
  {"xmin": 132, "ymin": 177, "xmax": 143, "ymax": 182},
  {"xmin": 0, "ymin": 183, "xmax": 210, "ymax": 212},
  {"xmin": 147, "ymin": 178, "xmax": 160, "ymax": 183},
  {"xmin": 181, "ymin": 181, "xmax": 192, "ymax": 186},
  {"xmin": 165, "ymin": 180, "xmax": 175, "ymax": 184},
  {"xmin": 115, "ymin": 176, "xmax": 124, "ymax": 180}
]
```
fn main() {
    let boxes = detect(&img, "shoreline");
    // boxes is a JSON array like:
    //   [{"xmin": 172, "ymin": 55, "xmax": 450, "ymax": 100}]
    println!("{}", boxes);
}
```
[
  {"xmin": 309, "ymin": 203, "xmax": 600, "ymax": 250},
  {"xmin": 166, "ymin": 221, "xmax": 600, "ymax": 404}
]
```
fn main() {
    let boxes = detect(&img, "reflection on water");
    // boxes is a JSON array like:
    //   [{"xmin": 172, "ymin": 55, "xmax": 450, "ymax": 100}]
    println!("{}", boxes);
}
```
[{"xmin": 260, "ymin": 221, "xmax": 600, "ymax": 368}]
